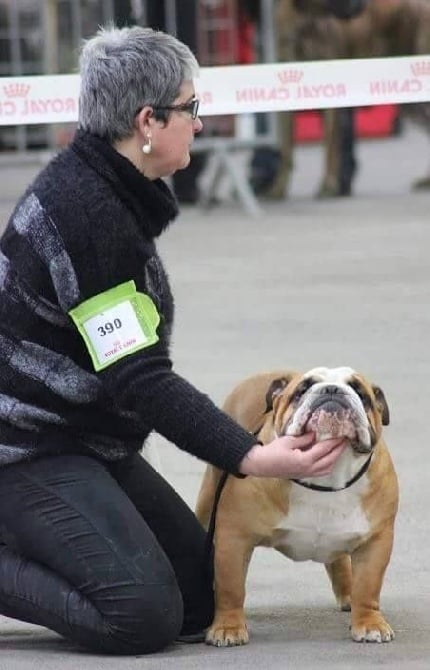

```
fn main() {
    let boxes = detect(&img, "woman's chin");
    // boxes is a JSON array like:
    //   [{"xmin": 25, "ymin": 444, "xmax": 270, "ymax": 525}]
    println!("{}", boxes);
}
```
[
  {"xmin": 179, "ymin": 154, "xmax": 191, "ymax": 170},
  {"xmin": 162, "ymin": 155, "xmax": 191, "ymax": 179}
]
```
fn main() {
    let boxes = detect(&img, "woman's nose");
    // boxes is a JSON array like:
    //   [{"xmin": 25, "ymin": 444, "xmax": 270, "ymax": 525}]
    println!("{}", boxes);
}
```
[{"xmin": 194, "ymin": 116, "xmax": 203, "ymax": 134}]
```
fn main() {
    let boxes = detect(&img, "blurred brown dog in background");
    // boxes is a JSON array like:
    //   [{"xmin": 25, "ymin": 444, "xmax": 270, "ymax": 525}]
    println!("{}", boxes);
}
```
[{"xmin": 267, "ymin": 0, "xmax": 430, "ymax": 199}]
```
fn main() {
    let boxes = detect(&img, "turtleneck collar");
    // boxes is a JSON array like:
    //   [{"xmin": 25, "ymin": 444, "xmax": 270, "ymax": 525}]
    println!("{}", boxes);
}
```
[{"xmin": 70, "ymin": 129, "xmax": 179, "ymax": 239}]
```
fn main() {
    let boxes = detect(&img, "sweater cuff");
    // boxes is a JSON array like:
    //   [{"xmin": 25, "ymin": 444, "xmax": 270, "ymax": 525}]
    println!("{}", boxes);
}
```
[{"xmin": 233, "ymin": 439, "xmax": 263, "ymax": 478}]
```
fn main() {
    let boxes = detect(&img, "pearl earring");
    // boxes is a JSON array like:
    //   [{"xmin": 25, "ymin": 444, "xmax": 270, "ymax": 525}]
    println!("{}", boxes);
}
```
[{"xmin": 142, "ymin": 136, "xmax": 152, "ymax": 155}]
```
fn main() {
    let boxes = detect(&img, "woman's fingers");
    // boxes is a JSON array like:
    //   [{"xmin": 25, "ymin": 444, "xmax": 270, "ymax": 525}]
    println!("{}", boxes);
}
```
[{"xmin": 304, "ymin": 440, "xmax": 347, "ymax": 475}]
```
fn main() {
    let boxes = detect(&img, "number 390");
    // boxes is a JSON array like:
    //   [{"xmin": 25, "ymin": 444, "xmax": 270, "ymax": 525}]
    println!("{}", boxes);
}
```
[{"xmin": 97, "ymin": 318, "xmax": 122, "ymax": 336}]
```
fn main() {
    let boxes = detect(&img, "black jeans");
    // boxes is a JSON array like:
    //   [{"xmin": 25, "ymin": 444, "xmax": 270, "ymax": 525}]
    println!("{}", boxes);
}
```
[{"xmin": 0, "ymin": 453, "xmax": 214, "ymax": 655}]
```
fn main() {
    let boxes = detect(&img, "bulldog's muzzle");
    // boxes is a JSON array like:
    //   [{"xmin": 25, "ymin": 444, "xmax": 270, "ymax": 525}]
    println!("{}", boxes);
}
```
[{"xmin": 284, "ymin": 382, "xmax": 372, "ymax": 453}]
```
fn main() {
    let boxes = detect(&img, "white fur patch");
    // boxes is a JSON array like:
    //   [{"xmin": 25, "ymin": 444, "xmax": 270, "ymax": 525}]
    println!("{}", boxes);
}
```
[
  {"xmin": 269, "ymin": 475, "xmax": 370, "ymax": 564},
  {"xmin": 305, "ymin": 366, "xmax": 356, "ymax": 383}
]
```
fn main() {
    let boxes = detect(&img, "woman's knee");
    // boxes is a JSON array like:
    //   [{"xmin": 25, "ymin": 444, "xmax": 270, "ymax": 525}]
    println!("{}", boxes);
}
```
[{"xmin": 102, "ymin": 580, "xmax": 184, "ymax": 655}]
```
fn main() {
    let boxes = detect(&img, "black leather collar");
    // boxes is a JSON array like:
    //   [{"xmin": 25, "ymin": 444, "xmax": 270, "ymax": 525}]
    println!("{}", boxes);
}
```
[
  {"xmin": 252, "ymin": 421, "xmax": 373, "ymax": 492},
  {"xmin": 291, "ymin": 454, "xmax": 372, "ymax": 492}
]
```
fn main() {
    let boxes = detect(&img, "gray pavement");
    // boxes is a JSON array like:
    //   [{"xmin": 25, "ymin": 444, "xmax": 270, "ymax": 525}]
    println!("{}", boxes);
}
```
[{"xmin": 0, "ymin": 124, "xmax": 429, "ymax": 668}]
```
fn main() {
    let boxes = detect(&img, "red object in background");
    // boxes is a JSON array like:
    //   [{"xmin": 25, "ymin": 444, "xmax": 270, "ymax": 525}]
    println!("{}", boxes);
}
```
[
  {"xmin": 197, "ymin": 0, "xmax": 239, "ymax": 66},
  {"xmin": 237, "ymin": 6, "xmax": 255, "ymax": 64},
  {"xmin": 294, "ymin": 105, "xmax": 399, "ymax": 142}
]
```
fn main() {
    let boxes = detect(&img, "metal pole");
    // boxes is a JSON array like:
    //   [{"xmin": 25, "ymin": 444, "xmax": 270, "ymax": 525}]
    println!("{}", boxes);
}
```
[
  {"xmin": 165, "ymin": 0, "xmax": 177, "ymax": 36},
  {"xmin": 260, "ymin": 0, "xmax": 276, "ymax": 63},
  {"xmin": 41, "ymin": 0, "xmax": 58, "ymax": 74},
  {"xmin": 260, "ymin": 0, "xmax": 277, "ymax": 142},
  {"xmin": 132, "ymin": 0, "xmax": 146, "ymax": 24},
  {"xmin": 103, "ymin": 0, "xmax": 116, "ymax": 23},
  {"xmin": 41, "ymin": 0, "xmax": 59, "ymax": 150},
  {"xmin": 70, "ymin": 0, "xmax": 82, "ymax": 56},
  {"xmin": 9, "ymin": 1, "xmax": 25, "ymax": 150}
]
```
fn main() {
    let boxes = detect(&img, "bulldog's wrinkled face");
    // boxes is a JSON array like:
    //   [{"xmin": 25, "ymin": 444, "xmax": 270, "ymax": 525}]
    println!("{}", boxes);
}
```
[{"xmin": 272, "ymin": 367, "xmax": 389, "ymax": 453}]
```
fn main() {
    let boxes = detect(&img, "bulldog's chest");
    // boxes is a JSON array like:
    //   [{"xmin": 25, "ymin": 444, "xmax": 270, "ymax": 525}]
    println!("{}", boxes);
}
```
[{"xmin": 264, "ymin": 480, "xmax": 370, "ymax": 564}]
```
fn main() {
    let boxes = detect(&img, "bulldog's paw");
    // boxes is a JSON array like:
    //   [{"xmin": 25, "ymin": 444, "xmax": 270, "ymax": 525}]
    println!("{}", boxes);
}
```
[
  {"xmin": 205, "ymin": 621, "xmax": 249, "ymax": 647},
  {"xmin": 351, "ymin": 615, "xmax": 394, "ymax": 643},
  {"xmin": 338, "ymin": 596, "xmax": 351, "ymax": 612}
]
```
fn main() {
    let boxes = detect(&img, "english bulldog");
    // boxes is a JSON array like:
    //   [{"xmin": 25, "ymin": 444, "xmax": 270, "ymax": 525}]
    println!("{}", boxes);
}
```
[{"xmin": 196, "ymin": 366, "xmax": 399, "ymax": 646}]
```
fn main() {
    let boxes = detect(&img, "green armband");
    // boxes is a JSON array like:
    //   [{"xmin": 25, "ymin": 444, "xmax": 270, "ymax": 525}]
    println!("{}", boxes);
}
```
[{"xmin": 68, "ymin": 280, "xmax": 160, "ymax": 371}]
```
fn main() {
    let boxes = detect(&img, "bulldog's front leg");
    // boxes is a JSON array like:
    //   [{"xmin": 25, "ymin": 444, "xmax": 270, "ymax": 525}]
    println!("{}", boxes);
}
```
[
  {"xmin": 325, "ymin": 554, "xmax": 352, "ymax": 611},
  {"xmin": 206, "ymin": 532, "xmax": 255, "ymax": 647},
  {"xmin": 350, "ymin": 526, "xmax": 395, "ymax": 643}
]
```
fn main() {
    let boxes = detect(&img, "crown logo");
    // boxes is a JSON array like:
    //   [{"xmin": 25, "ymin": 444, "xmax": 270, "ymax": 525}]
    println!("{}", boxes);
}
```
[
  {"xmin": 410, "ymin": 61, "xmax": 430, "ymax": 77},
  {"xmin": 3, "ymin": 83, "xmax": 30, "ymax": 98},
  {"xmin": 277, "ymin": 69, "xmax": 304, "ymax": 85}
]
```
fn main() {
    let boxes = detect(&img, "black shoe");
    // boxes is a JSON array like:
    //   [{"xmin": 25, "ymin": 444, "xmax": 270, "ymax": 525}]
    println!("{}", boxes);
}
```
[{"xmin": 176, "ymin": 630, "xmax": 206, "ymax": 644}]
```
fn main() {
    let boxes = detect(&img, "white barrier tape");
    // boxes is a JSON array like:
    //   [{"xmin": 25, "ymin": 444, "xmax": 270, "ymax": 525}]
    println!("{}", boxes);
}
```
[
  {"xmin": 0, "ymin": 55, "xmax": 429, "ymax": 126},
  {"xmin": 0, "ymin": 75, "xmax": 80, "ymax": 126}
]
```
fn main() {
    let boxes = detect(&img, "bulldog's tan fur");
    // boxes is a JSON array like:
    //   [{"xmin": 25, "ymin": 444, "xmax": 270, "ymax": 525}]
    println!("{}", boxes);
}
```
[{"xmin": 196, "ymin": 367, "xmax": 399, "ymax": 647}]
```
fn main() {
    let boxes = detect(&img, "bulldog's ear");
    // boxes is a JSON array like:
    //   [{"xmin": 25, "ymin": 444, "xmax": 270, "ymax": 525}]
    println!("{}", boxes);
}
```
[
  {"xmin": 265, "ymin": 375, "xmax": 294, "ymax": 412},
  {"xmin": 372, "ymin": 385, "xmax": 390, "ymax": 426}
]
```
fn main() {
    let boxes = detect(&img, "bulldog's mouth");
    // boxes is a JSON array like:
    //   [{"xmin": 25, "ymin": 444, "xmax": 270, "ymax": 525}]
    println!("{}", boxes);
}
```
[
  {"xmin": 285, "ymin": 397, "xmax": 372, "ymax": 453},
  {"xmin": 306, "ymin": 406, "xmax": 357, "ymax": 441}
]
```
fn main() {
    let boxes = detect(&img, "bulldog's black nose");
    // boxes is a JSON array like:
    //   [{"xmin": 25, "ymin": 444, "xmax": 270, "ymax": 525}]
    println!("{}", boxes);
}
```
[{"xmin": 322, "ymin": 385, "xmax": 340, "ymax": 395}]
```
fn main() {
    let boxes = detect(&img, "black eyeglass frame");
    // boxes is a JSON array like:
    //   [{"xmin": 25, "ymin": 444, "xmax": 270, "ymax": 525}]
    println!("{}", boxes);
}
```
[{"xmin": 150, "ymin": 97, "xmax": 200, "ymax": 121}]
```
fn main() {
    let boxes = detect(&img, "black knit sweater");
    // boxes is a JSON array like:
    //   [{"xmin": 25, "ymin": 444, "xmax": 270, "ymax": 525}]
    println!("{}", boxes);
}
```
[{"xmin": 0, "ymin": 130, "xmax": 257, "ymax": 471}]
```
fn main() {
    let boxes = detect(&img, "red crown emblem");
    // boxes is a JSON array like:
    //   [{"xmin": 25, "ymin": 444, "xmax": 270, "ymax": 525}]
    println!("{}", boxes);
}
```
[
  {"xmin": 410, "ymin": 61, "xmax": 430, "ymax": 77},
  {"xmin": 277, "ymin": 69, "xmax": 304, "ymax": 85},
  {"xmin": 3, "ymin": 83, "xmax": 30, "ymax": 98}
]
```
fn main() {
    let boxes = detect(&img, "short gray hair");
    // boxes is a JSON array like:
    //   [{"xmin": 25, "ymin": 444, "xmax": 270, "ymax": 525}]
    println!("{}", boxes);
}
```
[{"xmin": 79, "ymin": 25, "xmax": 199, "ymax": 143}]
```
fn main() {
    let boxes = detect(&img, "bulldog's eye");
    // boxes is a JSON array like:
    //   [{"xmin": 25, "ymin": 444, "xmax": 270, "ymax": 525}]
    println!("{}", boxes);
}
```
[
  {"xmin": 348, "ymin": 381, "xmax": 371, "ymax": 407},
  {"xmin": 292, "ymin": 378, "xmax": 315, "ymax": 401}
]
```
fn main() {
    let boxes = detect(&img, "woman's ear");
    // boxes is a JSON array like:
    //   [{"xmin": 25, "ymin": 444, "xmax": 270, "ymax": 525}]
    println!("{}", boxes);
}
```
[{"xmin": 135, "ymin": 106, "xmax": 154, "ymax": 135}]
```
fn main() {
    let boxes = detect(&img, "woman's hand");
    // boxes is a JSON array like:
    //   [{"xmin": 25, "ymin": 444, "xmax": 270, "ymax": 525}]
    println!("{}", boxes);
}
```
[{"xmin": 238, "ymin": 432, "xmax": 347, "ymax": 479}]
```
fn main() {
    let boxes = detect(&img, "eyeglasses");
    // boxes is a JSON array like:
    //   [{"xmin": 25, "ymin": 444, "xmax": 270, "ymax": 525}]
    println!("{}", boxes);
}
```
[{"xmin": 151, "ymin": 97, "xmax": 200, "ymax": 120}]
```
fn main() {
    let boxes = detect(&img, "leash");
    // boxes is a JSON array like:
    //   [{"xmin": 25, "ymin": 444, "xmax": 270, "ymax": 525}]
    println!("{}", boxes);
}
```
[
  {"xmin": 204, "ymin": 469, "xmax": 229, "ymax": 570},
  {"xmin": 203, "ymin": 421, "xmax": 266, "ymax": 568}
]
